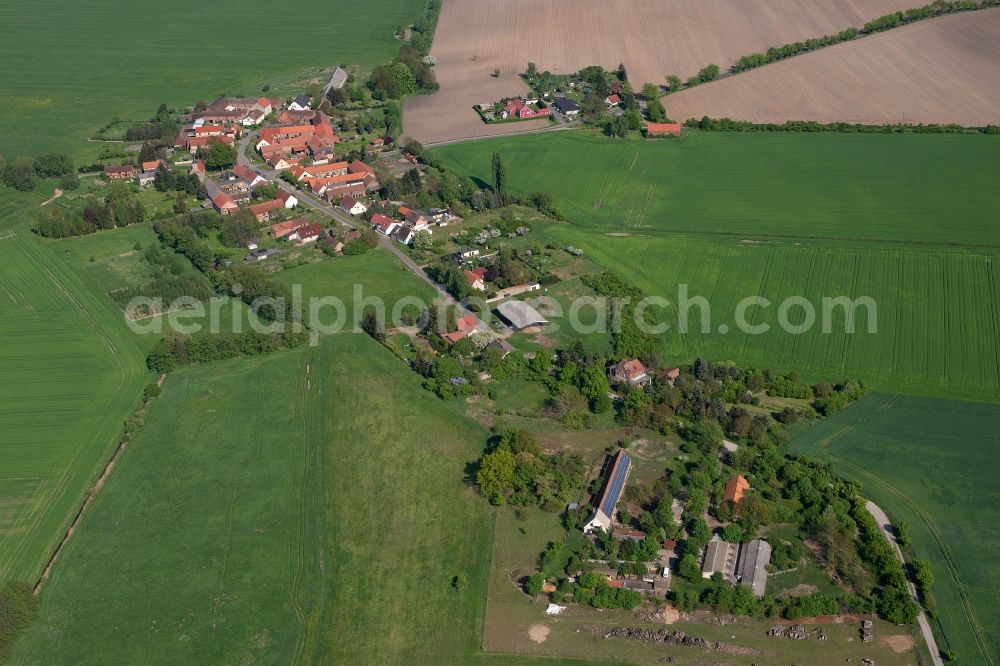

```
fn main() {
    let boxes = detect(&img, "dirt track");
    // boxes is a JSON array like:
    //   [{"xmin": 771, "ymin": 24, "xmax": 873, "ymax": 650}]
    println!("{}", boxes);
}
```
[
  {"xmin": 664, "ymin": 8, "xmax": 1000, "ymax": 126},
  {"xmin": 404, "ymin": 0, "xmax": 922, "ymax": 143}
]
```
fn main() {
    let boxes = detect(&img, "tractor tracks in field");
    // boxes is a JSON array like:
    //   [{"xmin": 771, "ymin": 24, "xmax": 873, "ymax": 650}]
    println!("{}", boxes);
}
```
[{"xmin": 812, "ymin": 400, "xmax": 994, "ymax": 666}]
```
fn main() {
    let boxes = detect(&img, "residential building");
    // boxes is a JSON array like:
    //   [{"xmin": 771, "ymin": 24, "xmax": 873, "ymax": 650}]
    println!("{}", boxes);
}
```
[
  {"xmin": 339, "ymin": 196, "xmax": 367, "ymax": 215},
  {"xmin": 276, "ymin": 189, "xmax": 298, "ymax": 209},
  {"xmin": 288, "ymin": 94, "xmax": 312, "ymax": 111},
  {"xmin": 370, "ymin": 213, "xmax": 399, "ymax": 236},
  {"xmin": 247, "ymin": 199, "xmax": 284, "ymax": 222},
  {"xmin": 104, "ymin": 165, "xmax": 134, "ymax": 180},
  {"xmin": 553, "ymin": 97, "xmax": 581, "ymax": 116},
  {"xmin": 212, "ymin": 192, "xmax": 237, "ymax": 215},
  {"xmin": 291, "ymin": 223, "xmax": 324, "ymax": 245},
  {"xmin": 441, "ymin": 314, "xmax": 481, "ymax": 345},
  {"xmin": 610, "ymin": 358, "xmax": 649, "ymax": 385},
  {"xmin": 723, "ymin": 475, "xmax": 751, "ymax": 504},
  {"xmin": 270, "ymin": 219, "xmax": 308, "ymax": 239},
  {"xmin": 245, "ymin": 248, "xmax": 279, "ymax": 263},
  {"xmin": 464, "ymin": 267, "xmax": 488, "ymax": 291}
]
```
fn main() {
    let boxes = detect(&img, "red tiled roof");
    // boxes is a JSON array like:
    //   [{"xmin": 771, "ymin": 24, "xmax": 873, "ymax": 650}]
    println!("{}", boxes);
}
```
[
  {"xmin": 646, "ymin": 122, "xmax": 682, "ymax": 137},
  {"xmin": 723, "ymin": 475, "xmax": 751, "ymax": 503}
]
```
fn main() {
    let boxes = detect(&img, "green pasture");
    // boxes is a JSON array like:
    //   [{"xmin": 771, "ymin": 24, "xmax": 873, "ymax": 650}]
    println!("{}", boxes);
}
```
[
  {"xmin": 273, "ymin": 247, "xmax": 439, "ymax": 327},
  {"xmin": 791, "ymin": 393, "xmax": 1000, "ymax": 665},
  {"xmin": 0, "ymin": 0, "xmax": 425, "ymax": 158}
]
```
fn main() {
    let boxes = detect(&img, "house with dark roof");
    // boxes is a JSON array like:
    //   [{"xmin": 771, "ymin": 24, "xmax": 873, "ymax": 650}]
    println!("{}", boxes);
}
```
[
  {"xmin": 288, "ymin": 94, "xmax": 312, "ymax": 111},
  {"xmin": 553, "ymin": 97, "xmax": 581, "ymax": 116},
  {"xmin": 583, "ymin": 450, "xmax": 632, "ymax": 533}
]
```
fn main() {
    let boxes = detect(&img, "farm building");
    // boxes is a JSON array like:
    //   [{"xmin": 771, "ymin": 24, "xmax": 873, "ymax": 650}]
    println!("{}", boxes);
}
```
[
  {"xmin": 583, "ymin": 450, "xmax": 632, "ymax": 533},
  {"xmin": 488, "ymin": 283, "xmax": 541, "ymax": 302},
  {"xmin": 723, "ymin": 474, "xmax": 751, "ymax": 503},
  {"xmin": 701, "ymin": 537, "xmax": 771, "ymax": 597},
  {"xmin": 495, "ymin": 300, "xmax": 548, "ymax": 331},
  {"xmin": 736, "ymin": 539, "xmax": 771, "ymax": 598},
  {"xmin": 702, "ymin": 538, "xmax": 739, "ymax": 580},
  {"xmin": 646, "ymin": 122, "xmax": 683, "ymax": 137},
  {"xmin": 288, "ymin": 94, "xmax": 312, "ymax": 111}
]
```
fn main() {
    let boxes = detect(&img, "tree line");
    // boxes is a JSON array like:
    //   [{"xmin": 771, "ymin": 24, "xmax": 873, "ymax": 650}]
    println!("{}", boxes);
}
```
[{"xmin": 685, "ymin": 116, "xmax": 999, "ymax": 134}]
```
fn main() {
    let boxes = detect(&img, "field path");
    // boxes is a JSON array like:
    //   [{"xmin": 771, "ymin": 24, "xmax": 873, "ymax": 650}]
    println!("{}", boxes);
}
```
[{"xmin": 865, "ymin": 501, "xmax": 945, "ymax": 666}]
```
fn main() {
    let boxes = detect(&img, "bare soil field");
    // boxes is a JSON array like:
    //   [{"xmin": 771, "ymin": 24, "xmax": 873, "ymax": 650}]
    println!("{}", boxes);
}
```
[
  {"xmin": 404, "ymin": 0, "xmax": 921, "ymax": 143},
  {"xmin": 664, "ymin": 8, "xmax": 1000, "ymax": 126}
]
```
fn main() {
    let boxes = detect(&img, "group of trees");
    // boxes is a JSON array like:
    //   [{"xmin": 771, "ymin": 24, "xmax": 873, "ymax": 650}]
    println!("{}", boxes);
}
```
[
  {"xmin": 108, "ymin": 243, "xmax": 213, "ymax": 315},
  {"xmin": 124, "ymin": 103, "xmax": 178, "ymax": 142},
  {"xmin": 685, "ymin": 115, "xmax": 982, "ymax": 134},
  {"xmin": 34, "ymin": 183, "xmax": 147, "ymax": 238},
  {"xmin": 1, "ymin": 152, "xmax": 76, "ymax": 192},
  {"xmin": 475, "ymin": 429, "xmax": 586, "ymax": 510},
  {"xmin": 146, "ymin": 329, "xmax": 306, "ymax": 373}
]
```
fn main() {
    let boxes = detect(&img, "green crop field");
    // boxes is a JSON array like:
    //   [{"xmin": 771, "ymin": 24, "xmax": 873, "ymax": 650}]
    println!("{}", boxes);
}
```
[
  {"xmin": 11, "ymin": 335, "xmax": 489, "ymax": 664},
  {"xmin": 0, "ymin": 0, "xmax": 425, "ymax": 158},
  {"xmin": 0, "ymin": 228, "xmax": 148, "ymax": 583},
  {"xmin": 436, "ymin": 131, "xmax": 1000, "ymax": 248},
  {"xmin": 436, "ymin": 132, "xmax": 1000, "ymax": 401},
  {"xmin": 791, "ymin": 394, "xmax": 1000, "ymax": 666}
]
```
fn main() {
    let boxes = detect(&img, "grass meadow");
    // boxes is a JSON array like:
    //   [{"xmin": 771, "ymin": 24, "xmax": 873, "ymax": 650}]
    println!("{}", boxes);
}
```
[
  {"xmin": 0, "ymin": 226, "xmax": 148, "ymax": 583},
  {"xmin": 791, "ymin": 394, "xmax": 1000, "ymax": 666},
  {"xmin": 436, "ymin": 132, "xmax": 1000, "ymax": 401},
  {"xmin": 0, "ymin": 0, "xmax": 425, "ymax": 158}
]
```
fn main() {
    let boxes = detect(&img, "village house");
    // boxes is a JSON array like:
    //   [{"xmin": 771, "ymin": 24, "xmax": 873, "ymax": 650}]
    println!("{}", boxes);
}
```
[
  {"xmin": 500, "ymin": 97, "xmax": 548, "ymax": 120},
  {"xmin": 200, "ymin": 96, "xmax": 273, "ymax": 126},
  {"xmin": 583, "ymin": 450, "xmax": 632, "ymax": 533},
  {"xmin": 723, "ymin": 474, "xmax": 751, "ymax": 504},
  {"xmin": 288, "ymin": 94, "xmax": 312, "ymax": 111},
  {"xmin": 212, "ymin": 192, "xmax": 237, "ymax": 215},
  {"xmin": 645, "ymin": 122, "xmax": 683, "ymax": 138},
  {"xmin": 464, "ymin": 267, "xmax": 488, "ymax": 291},
  {"xmin": 441, "ymin": 314, "xmax": 481, "ymax": 345},
  {"xmin": 452, "ymin": 247, "xmax": 480, "ymax": 263},
  {"xmin": 276, "ymin": 189, "xmax": 298, "ymax": 209},
  {"xmin": 391, "ymin": 225, "xmax": 417, "ymax": 246},
  {"xmin": 610, "ymin": 358, "xmax": 649, "ymax": 385},
  {"xmin": 398, "ymin": 206, "xmax": 430, "ymax": 230},
  {"xmin": 231, "ymin": 165, "xmax": 268, "ymax": 189},
  {"xmin": 370, "ymin": 213, "xmax": 399, "ymax": 236},
  {"xmin": 142, "ymin": 159, "xmax": 164, "ymax": 172},
  {"xmin": 605, "ymin": 94, "xmax": 621, "ymax": 107},
  {"xmin": 658, "ymin": 366, "xmax": 681, "ymax": 382},
  {"xmin": 136, "ymin": 170, "xmax": 156, "ymax": 187},
  {"xmin": 290, "ymin": 222, "xmax": 323, "ymax": 245},
  {"xmin": 270, "ymin": 219, "xmax": 308, "ymax": 239},
  {"xmin": 190, "ymin": 160, "xmax": 205, "ymax": 179},
  {"xmin": 247, "ymin": 199, "xmax": 284, "ymax": 222},
  {"xmin": 553, "ymin": 97, "xmax": 581, "ymax": 117},
  {"xmin": 104, "ymin": 165, "xmax": 134, "ymax": 180},
  {"xmin": 339, "ymin": 196, "xmax": 367, "ymax": 216}
]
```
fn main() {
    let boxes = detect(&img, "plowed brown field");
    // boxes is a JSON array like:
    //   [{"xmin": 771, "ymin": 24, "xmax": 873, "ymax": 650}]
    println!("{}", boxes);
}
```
[
  {"xmin": 664, "ymin": 8, "xmax": 1000, "ymax": 126},
  {"xmin": 404, "ymin": 0, "xmax": 923, "ymax": 143}
]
